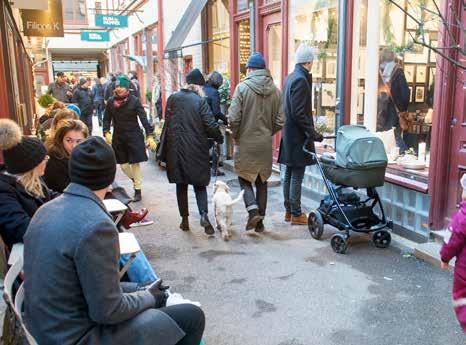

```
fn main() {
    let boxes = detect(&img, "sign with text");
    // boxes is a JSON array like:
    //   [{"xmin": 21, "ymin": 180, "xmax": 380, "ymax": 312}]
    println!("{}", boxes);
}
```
[
  {"xmin": 20, "ymin": 0, "xmax": 63, "ymax": 37},
  {"xmin": 95, "ymin": 14, "xmax": 128, "ymax": 28},
  {"xmin": 80, "ymin": 31, "xmax": 110, "ymax": 42}
]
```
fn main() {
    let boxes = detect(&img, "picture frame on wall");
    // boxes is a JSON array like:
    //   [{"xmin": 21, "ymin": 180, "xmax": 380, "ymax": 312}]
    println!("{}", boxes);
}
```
[
  {"xmin": 416, "ymin": 65, "xmax": 427, "ymax": 83},
  {"xmin": 311, "ymin": 60, "xmax": 323, "ymax": 78},
  {"xmin": 415, "ymin": 86, "xmax": 425, "ymax": 103},
  {"xmin": 404, "ymin": 64, "xmax": 415, "ymax": 83},
  {"xmin": 429, "ymin": 67, "xmax": 436, "ymax": 87},
  {"xmin": 404, "ymin": 45, "xmax": 429, "ymax": 63},
  {"xmin": 429, "ymin": 41, "xmax": 438, "ymax": 63},
  {"xmin": 408, "ymin": 86, "xmax": 413, "ymax": 103},
  {"xmin": 326, "ymin": 59, "xmax": 337, "ymax": 79}
]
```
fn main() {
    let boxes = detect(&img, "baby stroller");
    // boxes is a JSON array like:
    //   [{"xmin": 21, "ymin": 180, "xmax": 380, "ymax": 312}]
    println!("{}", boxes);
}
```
[{"xmin": 305, "ymin": 125, "xmax": 393, "ymax": 254}]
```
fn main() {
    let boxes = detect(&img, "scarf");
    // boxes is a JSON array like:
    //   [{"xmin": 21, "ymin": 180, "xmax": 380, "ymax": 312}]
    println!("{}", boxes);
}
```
[{"xmin": 113, "ymin": 88, "xmax": 130, "ymax": 108}]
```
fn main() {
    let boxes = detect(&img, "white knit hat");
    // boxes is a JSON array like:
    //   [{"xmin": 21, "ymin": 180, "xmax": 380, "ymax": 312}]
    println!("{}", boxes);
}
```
[
  {"xmin": 295, "ymin": 44, "xmax": 314, "ymax": 64},
  {"xmin": 461, "ymin": 174, "xmax": 466, "ymax": 190}
]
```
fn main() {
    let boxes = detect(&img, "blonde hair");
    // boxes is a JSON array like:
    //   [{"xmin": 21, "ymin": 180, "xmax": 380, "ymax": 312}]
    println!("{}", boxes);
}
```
[{"xmin": 16, "ymin": 167, "xmax": 45, "ymax": 198}]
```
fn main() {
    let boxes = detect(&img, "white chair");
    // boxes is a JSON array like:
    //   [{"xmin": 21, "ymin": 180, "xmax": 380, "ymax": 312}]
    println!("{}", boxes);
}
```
[
  {"xmin": 118, "ymin": 233, "xmax": 141, "ymax": 279},
  {"xmin": 103, "ymin": 198, "xmax": 128, "ymax": 225}
]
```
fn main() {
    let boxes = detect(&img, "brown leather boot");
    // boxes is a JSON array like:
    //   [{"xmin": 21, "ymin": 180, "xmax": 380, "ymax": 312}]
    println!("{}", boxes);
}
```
[
  {"xmin": 291, "ymin": 213, "xmax": 308, "ymax": 225},
  {"xmin": 285, "ymin": 212, "xmax": 291, "ymax": 222}
]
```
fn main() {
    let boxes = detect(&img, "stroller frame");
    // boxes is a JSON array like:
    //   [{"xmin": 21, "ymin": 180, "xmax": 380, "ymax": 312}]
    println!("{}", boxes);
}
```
[{"xmin": 304, "ymin": 146, "xmax": 393, "ymax": 254}]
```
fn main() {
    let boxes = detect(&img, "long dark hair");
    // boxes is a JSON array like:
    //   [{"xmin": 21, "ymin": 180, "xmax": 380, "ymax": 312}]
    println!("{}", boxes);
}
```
[{"xmin": 48, "ymin": 119, "xmax": 89, "ymax": 160}]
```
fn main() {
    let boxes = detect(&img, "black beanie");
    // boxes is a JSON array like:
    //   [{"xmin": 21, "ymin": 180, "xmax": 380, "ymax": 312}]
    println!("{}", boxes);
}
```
[
  {"xmin": 186, "ymin": 68, "xmax": 205, "ymax": 86},
  {"xmin": 0, "ymin": 119, "xmax": 47, "ymax": 174},
  {"xmin": 69, "ymin": 136, "xmax": 116, "ymax": 191}
]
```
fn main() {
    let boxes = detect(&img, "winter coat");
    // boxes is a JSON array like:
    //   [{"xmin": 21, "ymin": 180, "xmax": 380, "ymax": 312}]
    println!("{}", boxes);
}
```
[
  {"xmin": 204, "ymin": 84, "xmax": 228, "ymax": 124},
  {"xmin": 92, "ymin": 84, "xmax": 105, "ymax": 104},
  {"xmin": 440, "ymin": 201, "xmax": 466, "ymax": 331},
  {"xmin": 47, "ymin": 81, "xmax": 71, "ymax": 103},
  {"xmin": 72, "ymin": 86, "xmax": 94, "ymax": 116},
  {"xmin": 278, "ymin": 64, "xmax": 323, "ymax": 167},
  {"xmin": 131, "ymin": 77, "xmax": 141, "ymax": 99},
  {"xmin": 0, "ymin": 173, "xmax": 56, "ymax": 249},
  {"xmin": 43, "ymin": 155, "xmax": 70, "ymax": 193},
  {"xmin": 164, "ymin": 89, "xmax": 223, "ymax": 186},
  {"xmin": 104, "ymin": 80, "xmax": 116, "ymax": 101},
  {"xmin": 103, "ymin": 94, "xmax": 153, "ymax": 164},
  {"xmin": 229, "ymin": 69, "xmax": 284, "ymax": 183},
  {"xmin": 24, "ymin": 183, "xmax": 184, "ymax": 345}
]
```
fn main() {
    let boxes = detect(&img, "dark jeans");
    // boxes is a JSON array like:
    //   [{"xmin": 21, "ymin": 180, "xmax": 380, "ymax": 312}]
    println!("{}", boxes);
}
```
[
  {"xmin": 94, "ymin": 101, "xmax": 105, "ymax": 126},
  {"xmin": 283, "ymin": 166, "xmax": 306, "ymax": 216},
  {"xmin": 176, "ymin": 184, "xmax": 208, "ymax": 217},
  {"xmin": 80, "ymin": 113, "xmax": 93, "ymax": 135},
  {"xmin": 160, "ymin": 304, "xmax": 205, "ymax": 345},
  {"xmin": 238, "ymin": 176, "xmax": 267, "ymax": 216}
]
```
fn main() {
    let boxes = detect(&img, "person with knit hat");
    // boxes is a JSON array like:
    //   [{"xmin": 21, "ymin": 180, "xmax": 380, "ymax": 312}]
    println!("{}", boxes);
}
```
[
  {"xmin": 72, "ymin": 77, "xmax": 95, "ymax": 134},
  {"xmin": 278, "ymin": 43, "xmax": 323, "ymax": 226},
  {"xmin": 103, "ymin": 74, "xmax": 156, "ymax": 202},
  {"xmin": 229, "ymin": 52, "xmax": 284, "ymax": 232},
  {"xmin": 0, "ymin": 119, "xmax": 57, "ymax": 249},
  {"xmin": 24, "ymin": 136, "xmax": 205, "ymax": 345},
  {"xmin": 163, "ymin": 68, "xmax": 223, "ymax": 234}
]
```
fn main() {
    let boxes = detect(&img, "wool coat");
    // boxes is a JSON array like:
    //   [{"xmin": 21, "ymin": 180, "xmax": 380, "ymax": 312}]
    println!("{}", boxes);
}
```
[
  {"xmin": 0, "ymin": 173, "xmax": 56, "ymax": 249},
  {"xmin": 278, "ymin": 64, "xmax": 323, "ymax": 167},
  {"xmin": 24, "ymin": 183, "xmax": 185, "ymax": 345},
  {"xmin": 440, "ymin": 201, "xmax": 466, "ymax": 332},
  {"xmin": 164, "ymin": 89, "xmax": 223, "ymax": 186},
  {"xmin": 103, "ymin": 94, "xmax": 153, "ymax": 164},
  {"xmin": 72, "ymin": 86, "xmax": 94, "ymax": 116},
  {"xmin": 229, "ymin": 69, "xmax": 284, "ymax": 183}
]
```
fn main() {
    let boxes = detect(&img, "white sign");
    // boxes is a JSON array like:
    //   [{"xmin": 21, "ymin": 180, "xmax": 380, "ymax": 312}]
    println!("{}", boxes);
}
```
[{"xmin": 10, "ymin": 0, "xmax": 48, "ymax": 10}]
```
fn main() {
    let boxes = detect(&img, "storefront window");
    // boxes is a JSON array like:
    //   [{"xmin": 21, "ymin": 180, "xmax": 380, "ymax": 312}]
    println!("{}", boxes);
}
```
[
  {"xmin": 267, "ymin": 23, "xmax": 282, "ymax": 87},
  {"xmin": 288, "ymin": 0, "xmax": 338, "ymax": 134},
  {"xmin": 353, "ymin": 0, "xmax": 438, "ymax": 181},
  {"xmin": 238, "ymin": 19, "xmax": 251, "ymax": 80},
  {"xmin": 237, "ymin": 0, "xmax": 249, "ymax": 11},
  {"xmin": 207, "ymin": 0, "xmax": 231, "ymax": 76}
]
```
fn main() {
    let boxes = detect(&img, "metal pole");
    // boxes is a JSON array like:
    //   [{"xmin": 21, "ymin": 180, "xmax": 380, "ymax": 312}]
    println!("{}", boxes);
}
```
[
  {"xmin": 249, "ymin": 0, "xmax": 255, "ymax": 53},
  {"xmin": 335, "ymin": 0, "xmax": 348, "ymax": 132}
]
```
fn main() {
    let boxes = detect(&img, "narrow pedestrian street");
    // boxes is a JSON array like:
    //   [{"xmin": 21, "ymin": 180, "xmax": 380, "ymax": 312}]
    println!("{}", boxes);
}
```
[{"xmin": 119, "ymin": 160, "xmax": 464, "ymax": 345}]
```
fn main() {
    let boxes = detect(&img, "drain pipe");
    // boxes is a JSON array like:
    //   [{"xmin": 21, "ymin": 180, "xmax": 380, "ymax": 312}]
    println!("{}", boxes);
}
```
[
  {"xmin": 157, "ymin": 0, "xmax": 166, "ymax": 117},
  {"xmin": 335, "ymin": 0, "xmax": 348, "ymax": 132}
]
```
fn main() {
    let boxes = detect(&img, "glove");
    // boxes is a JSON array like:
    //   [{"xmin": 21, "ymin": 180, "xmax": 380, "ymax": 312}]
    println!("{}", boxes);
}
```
[
  {"xmin": 146, "ymin": 135, "xmax": 157, "ymax": 151},
  {"xmin": 315, "ymin": 132, "xmax": 324, "ymax": 142},
  {"xmin": 147, "ymin": 279, "xmax": 170, "ymax": 308},
  {"xmin": 104, "ymin": 132, "xmax": 112, "ymax": 145}
]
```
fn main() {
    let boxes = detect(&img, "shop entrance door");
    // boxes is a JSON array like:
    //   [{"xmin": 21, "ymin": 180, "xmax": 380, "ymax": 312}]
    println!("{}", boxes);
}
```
[{"xmin": 262, "ymin": 12, "xmax": 282, "ymax": 161}]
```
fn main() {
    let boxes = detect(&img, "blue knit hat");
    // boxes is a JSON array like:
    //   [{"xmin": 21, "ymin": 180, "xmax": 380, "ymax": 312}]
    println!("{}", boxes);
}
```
[
  {"xmin": 246, "ymin": 52, "xmax": 266, "ymax": 69},
  {"xmin": 66, "ymin": 104, "xmax": 81, "ymax": 116}
]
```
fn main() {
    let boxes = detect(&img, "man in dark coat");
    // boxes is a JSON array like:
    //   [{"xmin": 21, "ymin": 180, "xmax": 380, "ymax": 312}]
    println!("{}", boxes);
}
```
[
  {"xmin": 103, "ymin": 75, "xmax": 156, "ymax": 202},
  {"xmin": 278, "ymin": 44, "xmax": 323, "ymax": 225},
  {"xmin": 72, "ymin": 78, "xmax": 95, "ymax": 133},
  {"xmin": 104, "ymin": 73, "xmax": 117, "ymax": 102},
  {"xmin": 164, "ymin": 68, "xmax": 223, "ymax": 234},
  {"xmin": 24, "ymin": 137, "xmax": 205, "ymax": 345},
  {"xmin": 204, "ymin": 71, "xmax": 228, "ymax": 177}
]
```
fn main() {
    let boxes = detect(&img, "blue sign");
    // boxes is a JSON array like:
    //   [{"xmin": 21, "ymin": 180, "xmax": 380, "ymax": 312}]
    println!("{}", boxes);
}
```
[
  {"xmin": 95, "ymin": 14, "xmax": 128, "ymax": 28},
  {"xmin": 80, "ymin": 31, "xmax": 110, "ymax": 42}
]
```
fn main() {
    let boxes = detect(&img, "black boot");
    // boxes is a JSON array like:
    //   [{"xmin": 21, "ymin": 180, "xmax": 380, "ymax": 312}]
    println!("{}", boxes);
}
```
[
  {"xmin": 246, "ymin": 209, "xmax": 263, "ymax": 231},
  {"xmin": 200, "ymin": 212, "xmax": 215, "ymax": 235},
  {"xmin": 255, "ymin": 219, "xmax": 265, "ymax": 233},
  {"xmin": 133, "ymin": 189, "xmax": 142, "ymax": 202},
  {"xmin": 180, "ymin": 216, "xmax": 190, "ymax": 231}
]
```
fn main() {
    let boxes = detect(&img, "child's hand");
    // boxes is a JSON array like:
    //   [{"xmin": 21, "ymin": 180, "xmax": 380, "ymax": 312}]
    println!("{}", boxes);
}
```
[{"xmin": 440, "ymin": 261, "xmax": 449, "ymax": 270}]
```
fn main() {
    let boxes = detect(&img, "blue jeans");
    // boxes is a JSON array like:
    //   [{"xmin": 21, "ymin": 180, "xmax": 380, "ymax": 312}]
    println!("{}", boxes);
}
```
[
  {"xmin": 120, "ymin": 252, "xmax": 158, "ymax": 284},
  {"xmin": 94, "ymin": 101, "xmax": 104, "ymax": 126},
  {"xmin": 283, "ymin": 166, "xmax": 306, "ymax": 216}
]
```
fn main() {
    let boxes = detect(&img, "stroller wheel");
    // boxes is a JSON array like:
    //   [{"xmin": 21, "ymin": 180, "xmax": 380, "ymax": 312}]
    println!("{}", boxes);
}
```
[
  {"xmin": 308, "ymin": 210, "xmax": 324, "ymax": 240},
  {"xmin": 331, "ymin": 234, "xmax": 348, "ymax": 254},
  {"xmin": 372, "ymin": 230, "xmax": 391, "ymax": 248}
]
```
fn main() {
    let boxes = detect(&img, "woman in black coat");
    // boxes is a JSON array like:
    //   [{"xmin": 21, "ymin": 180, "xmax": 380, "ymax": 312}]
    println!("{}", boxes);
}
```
[
  {"xmin": 164, "ymin": 69, "xmax": 223, "ymax": 234},
  {"xmin": 103, "ymin": 75, "xmax": 156, "ymax": 202}
]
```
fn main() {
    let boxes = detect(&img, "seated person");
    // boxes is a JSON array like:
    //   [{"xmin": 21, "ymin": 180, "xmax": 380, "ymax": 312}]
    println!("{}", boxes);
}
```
[
  {"xmin": 0, "ymin": 119, "xmax": 57, "ymax": 250},
  {"xmin": 24, "ymin": 137, "xmax": 205, "ymax": 345}
]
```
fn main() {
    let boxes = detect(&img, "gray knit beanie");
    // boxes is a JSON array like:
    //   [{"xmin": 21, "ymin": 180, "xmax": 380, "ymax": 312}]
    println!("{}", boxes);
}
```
[{"xmin": 295, "ymin": 44, "xmax": 314, "ymax": 64}]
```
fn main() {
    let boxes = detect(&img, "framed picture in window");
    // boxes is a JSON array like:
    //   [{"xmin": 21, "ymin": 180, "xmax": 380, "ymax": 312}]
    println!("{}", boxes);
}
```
[
  {"xmin": 404, "ymin": 45, "xmax": 429, "ymax": 63},
  {"xmin": 404, "ymin": 64, "xmax": 415, "ymax": 83},
  {"xmin": 326, "ymin": 59, "xmax": 337, "ymax": 79},
  {"xmin": 415, "ymin": 86, "xmax": 425, "ymax": 103},
  {"xmin": 408, "ymin": 86, "xmax": 413, "ymax": 103},
  {"xmin": 416, "ymin": 65, "xmax": 427, "ymax": 83},
  {"xmin": 311, "ymin": 60, "xmax": 323, "ymax": 78},
  {"xmin": 429, "ymin": 67, "xmax": 436, "ymax": 87},
  {"xmin": 429, "ymin": 41, "xmax": 438, "ymax": 63}
]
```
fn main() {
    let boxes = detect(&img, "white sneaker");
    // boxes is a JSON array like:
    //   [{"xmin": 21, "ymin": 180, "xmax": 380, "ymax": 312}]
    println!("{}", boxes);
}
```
[
  {"xmin": 167, "ymin": 292, "xmax": 201, "ymax": 307},
  {"xmin": 129, "ymin": 218, "xmax": 154, "ymax": 228}
]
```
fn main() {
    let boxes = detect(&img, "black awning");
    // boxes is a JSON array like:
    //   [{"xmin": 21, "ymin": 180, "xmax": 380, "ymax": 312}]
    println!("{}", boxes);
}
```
[{"xmin": 164, "ymin": 0, "xmax": 208, "ymax": 53}]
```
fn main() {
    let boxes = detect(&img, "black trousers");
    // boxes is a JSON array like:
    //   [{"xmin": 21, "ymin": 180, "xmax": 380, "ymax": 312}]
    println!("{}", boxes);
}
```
[
  {"xmin": 176, "ymin": 184, "xmax": 208, "ymax": 217},
  {"xmin": 160, "ymin": 304, "xmax": 205, "ymax": 345},
  {"xmin": 238, "ymin": 176, "xmax": 268, "ymax": 216}
]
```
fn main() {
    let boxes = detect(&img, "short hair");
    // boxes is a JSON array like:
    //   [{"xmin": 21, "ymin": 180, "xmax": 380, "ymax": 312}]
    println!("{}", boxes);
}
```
[{"xmin": 56, "ymin": 72, "xmax": 65, "ymax": 77}]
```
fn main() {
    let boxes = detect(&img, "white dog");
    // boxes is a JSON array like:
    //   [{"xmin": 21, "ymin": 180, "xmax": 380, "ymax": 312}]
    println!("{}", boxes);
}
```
[{"xmin": 212, "ymin": 181, "xmax": 244, "ymax": 240}]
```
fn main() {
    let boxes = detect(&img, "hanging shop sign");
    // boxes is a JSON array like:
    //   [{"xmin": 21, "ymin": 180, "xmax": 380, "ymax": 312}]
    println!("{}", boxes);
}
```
[
  {"xmin": 20, "ymin": 0, "xmax": 63, "ymax": 37},
  {"xmin": 80, "ymin": 31, "xmax": 110, "ymax": 42},
  {"xmin": 10, "ymin": 0, "xmax": 48, "ymax": 10},
  {"xmin": 95, "ymin": 14, "xmax": 128, "ymax": 28}
]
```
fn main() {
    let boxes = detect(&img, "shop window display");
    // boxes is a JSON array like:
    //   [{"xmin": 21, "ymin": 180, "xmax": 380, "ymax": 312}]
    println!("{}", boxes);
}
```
[
  {"xmin": 207, "ymin": 0, "xmax": 231, "ymax": 76},
  {"xmin": 238, "ymin": 20, "xmax": 251, "ymax": 80},
  {"xmin": 288, "ymin": 0, "xmax": 338, "ymax": 135}
]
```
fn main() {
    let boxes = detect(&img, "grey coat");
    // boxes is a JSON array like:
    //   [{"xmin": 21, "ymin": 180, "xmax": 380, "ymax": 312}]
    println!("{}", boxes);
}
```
[{"xmin": 24, "ymin": 183, "xmax": 184, "ymax": 345}]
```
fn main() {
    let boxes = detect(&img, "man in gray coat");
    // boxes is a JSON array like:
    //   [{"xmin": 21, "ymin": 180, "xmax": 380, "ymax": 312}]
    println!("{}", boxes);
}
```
[
  {"xmin": 229, "ymin": 52, "xmax": 284, "ymax": 232},
  {"xmin": 47, "ymin": 71, "xmax": 72, "ymax": 103},
  {"xmin": 24, "ymin": 137, "xmax": 205, "ymax": 345}
]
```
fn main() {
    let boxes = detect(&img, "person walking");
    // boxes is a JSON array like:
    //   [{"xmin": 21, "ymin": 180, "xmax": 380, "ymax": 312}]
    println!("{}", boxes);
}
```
[
  {"xmin": 278, "ymin": 44, "xmax": 323, "ymax": 225},
  {"xmin": 72, "ymin": 78, "xmax": 95, "ymax": 134},
  {"xmin": 104, "ymin": 73, "xmax": 117, "ymax": 102},
  {"xmin": 24, "ymin": 136, "xmax": 206, "ymax": 345},
  {"xmin": 163, "ymin": 68, "xmax": 223, "ymax": 234},
  {"xmin": 204, "ymin": 71, "xmax": 228, "ymax": 177},
  {"xmin": 92, "ymin": 77, "xmax": 105, "ymax": 127},
  {"xmin": 229, "ymin": 52, "xmax": 284, "ymax": 232},
  {"xmin": 47, "ymin": 71, "xmax": 72, "ymax": 103},
  {"xmin": 129, "ymin": 71, "xmax": 142, "ymax": 100},
  {"xmin": 103, "ymin": 75, "xmax": 156, "ymax": 202}
]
